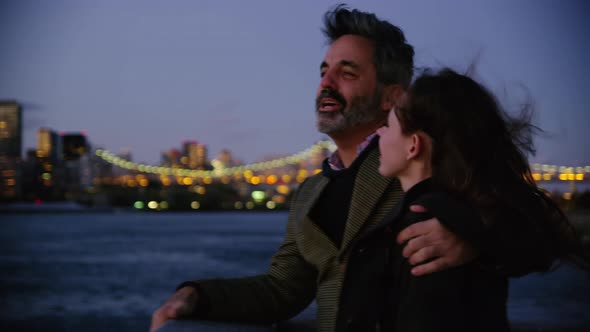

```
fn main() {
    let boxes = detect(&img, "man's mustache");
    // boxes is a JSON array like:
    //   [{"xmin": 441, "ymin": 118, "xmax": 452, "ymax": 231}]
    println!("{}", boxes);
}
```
[{"xmin": 316, "ymin": 89, "xmax": 347, "ymax": 110}]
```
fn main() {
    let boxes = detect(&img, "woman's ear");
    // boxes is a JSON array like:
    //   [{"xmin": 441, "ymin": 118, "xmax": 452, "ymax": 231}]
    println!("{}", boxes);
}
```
[
  {"xmin": 407, "ymin": 132, "xmax": 430, "ymax": 160},
  {"xmin": 406, "ymin": 133, "xmax": 420, "ymax": 160},
  {"xmin": 407, "ymin": 132, "xmax": 431, "ymax": 160},
  {"xmin": 381, "ymin": 84, "xmax": 406, "ymax": 111}
]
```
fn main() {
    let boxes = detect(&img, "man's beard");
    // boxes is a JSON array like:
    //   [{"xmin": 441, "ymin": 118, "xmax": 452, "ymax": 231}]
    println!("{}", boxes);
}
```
[{"xmin": 316, "ymin": 88, "xmax": 383, "ymax": 135}]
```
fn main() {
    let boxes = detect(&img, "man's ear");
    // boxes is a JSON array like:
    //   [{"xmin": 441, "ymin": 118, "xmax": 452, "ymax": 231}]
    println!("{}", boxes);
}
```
[{"xmin": 381, "ymin": 84, "xmax": 406, "ymax": 111}]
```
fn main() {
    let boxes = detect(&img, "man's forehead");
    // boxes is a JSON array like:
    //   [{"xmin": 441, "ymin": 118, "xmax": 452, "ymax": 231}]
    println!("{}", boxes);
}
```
[
  {"xmin": 322, "ymin": 35, "xmax": 375, "ymax": 65},
  {"xmin": 321, "ymin": 59, "xmax": 360, "ymax": 69}
]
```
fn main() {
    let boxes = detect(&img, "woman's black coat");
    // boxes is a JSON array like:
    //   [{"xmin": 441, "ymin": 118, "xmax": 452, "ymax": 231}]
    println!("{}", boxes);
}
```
[{"xmin": 335, "ymin": 180, "xmax": 510, "ymax": 332}]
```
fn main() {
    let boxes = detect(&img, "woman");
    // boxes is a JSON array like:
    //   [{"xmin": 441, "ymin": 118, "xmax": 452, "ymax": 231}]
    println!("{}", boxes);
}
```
[{"xmin": 336, "ymin": 68, "xmax": 589, "ymax": 332}]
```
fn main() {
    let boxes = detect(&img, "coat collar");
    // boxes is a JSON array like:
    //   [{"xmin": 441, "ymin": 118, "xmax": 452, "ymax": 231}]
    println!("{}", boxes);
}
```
[
  {"xmin": 294, "ymin": 175, "xmax": 330, "ymax": 226},
  {"xmin": 293, "ymin": 141, "xmax": 394, "ymax": 254},
  {"xmin": 339, "ymin": 146, "xmax": 393, "ymax": 254}
]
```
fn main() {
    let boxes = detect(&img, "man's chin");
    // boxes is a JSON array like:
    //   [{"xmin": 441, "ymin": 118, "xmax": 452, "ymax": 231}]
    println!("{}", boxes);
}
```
[
  {"xmin": 317, "ymin": 122, "xmax": 346, "ymax": 135},
  {"xmin": 316, "ymin": 113, "xmax": 344, "ymax": 132}
]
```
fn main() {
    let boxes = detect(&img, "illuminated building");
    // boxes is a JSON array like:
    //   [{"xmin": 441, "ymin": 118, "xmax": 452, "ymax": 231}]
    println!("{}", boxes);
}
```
[
  {"xmin": 0, "ymin": 101, "xmax": 22, "ymax": 199},
  {"xmin": 182, "ymin": 140, "xmax": 208, "ymax": 169},
  {"xmin": 196, "ymin": 143, "xmax": 207, "ymax": 169},
  {"xmin": 0, "ymin": 101, "xmax": 22, "ymax": 158},
  {"xmin": 36, "ymin": 128, "xmax": 65, "ymax": 200},
  {"xmin": 37, "ymin": 128, "xmax": 62, "ymax": 161}
]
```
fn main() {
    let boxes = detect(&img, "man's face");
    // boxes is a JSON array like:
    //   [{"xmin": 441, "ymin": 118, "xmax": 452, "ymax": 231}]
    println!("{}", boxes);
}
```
[{"xmin": 316, "ymin": 35, "xmax": 383, "ymax": 135}]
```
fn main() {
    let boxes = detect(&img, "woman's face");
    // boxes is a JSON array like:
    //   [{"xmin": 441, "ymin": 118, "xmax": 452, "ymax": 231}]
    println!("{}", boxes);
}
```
[{"xmin": 376, "ymin": 108, "xmax": 414, "ymax": 178}]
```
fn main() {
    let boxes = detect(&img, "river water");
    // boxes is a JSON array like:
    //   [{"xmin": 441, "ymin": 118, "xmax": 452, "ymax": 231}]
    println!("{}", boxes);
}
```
[{"xmin": 0, "ymin": 212, "xmax": 589, "ymax": 331}]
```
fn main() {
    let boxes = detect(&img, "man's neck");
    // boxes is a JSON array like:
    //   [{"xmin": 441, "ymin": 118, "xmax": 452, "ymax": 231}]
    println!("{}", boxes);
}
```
[{"xmin": 330, "ymin": 125, "xmax": 379, "ymax": 168}]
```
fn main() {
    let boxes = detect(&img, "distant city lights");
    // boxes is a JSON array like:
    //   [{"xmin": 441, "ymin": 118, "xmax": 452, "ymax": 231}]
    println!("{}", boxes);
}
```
[
  {"xmin": 251, "ymin": 191, "xmax": 266, "ymax": 203},
  {"xmin": 95, "ymin": 140, "xmax": 337, "ymax": 179}
]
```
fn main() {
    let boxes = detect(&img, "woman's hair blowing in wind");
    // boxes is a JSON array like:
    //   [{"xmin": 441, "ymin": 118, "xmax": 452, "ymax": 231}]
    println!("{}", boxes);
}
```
[{"xmin": 395, "ymin": 68, "xmax": 590, "ymax": 271}]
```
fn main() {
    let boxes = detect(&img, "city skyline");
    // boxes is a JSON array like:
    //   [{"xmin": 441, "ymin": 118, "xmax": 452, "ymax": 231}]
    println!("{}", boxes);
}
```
[{"xmin": 1, "ymin": 1, "xmax": 589, "ymax": 165}]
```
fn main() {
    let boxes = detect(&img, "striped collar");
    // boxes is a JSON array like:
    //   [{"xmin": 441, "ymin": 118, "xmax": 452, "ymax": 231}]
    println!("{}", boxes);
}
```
[{"xmin": 327, "ymin": 133, "xmax": 378, "ymax": 171}]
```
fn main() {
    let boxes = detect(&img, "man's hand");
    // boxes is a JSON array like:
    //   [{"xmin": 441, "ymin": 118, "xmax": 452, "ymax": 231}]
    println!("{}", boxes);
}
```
[
  {"xmin": 149, "ymin": 286, "xmax": 199, "ymax": 332},
  {"xmin": 397, "ymin": 204, "xmax": 479, "ymax": 276}
]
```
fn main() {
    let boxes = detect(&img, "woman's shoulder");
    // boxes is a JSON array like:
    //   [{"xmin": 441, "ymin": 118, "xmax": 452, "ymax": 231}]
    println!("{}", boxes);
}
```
[{"xmin": 413, "ymin": 191, "xmax": 486, "ymax": 245}]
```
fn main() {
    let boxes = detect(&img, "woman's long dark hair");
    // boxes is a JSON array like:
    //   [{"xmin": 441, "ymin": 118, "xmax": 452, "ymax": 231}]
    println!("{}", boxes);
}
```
[{"xmin": 396, "ymin": 68, "xmax": 589, "ymax": 271}]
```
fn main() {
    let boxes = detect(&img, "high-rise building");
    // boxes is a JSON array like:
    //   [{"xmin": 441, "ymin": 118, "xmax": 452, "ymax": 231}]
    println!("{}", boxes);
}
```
[
  {"xmin": 182, "ymin": 140, "xmax": 208, "ymax": 169},
  {"xmin": 182, "ymin": 140, "xmax": 196, "ymax": 168},
  {"xmin": 37, "ymin": 128, "xmax": 62, "ymax": 162},
  {"xmin": 36, "ymin": 128, "xmax": 65, "ymax": 200},
  {"xmin": 21, "ymin": 148, "xmax": 41, "ymax": 200},
  {"xmin": 0, "ymin": 101, "xmax": 23, "ymax": 200},
  {"xmin": 62, "ymin": 133, "xmax": 90, "ymax": 160},
  {"xmin": 0, "ymin": 101, "xmax": 22, "ymax": 158},
  {"xmin": 196, "ymin": 143, "xmax": 207, "ymax": 169},
  {"xmin": 0, "ymin": 159, "xmax": 20, "ymax": 200},
  {"xmin": 61, "ymin": 133, "xmax": 93, "ymax": 199}
]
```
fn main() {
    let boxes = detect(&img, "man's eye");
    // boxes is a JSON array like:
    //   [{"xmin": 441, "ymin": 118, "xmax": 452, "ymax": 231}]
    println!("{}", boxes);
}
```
[{"xmin": 343, "ymin": 72, "xmax": 356, "ymax": 78}]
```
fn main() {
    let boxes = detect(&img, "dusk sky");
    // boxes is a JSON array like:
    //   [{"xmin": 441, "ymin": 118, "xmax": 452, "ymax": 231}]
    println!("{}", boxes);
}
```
[{"xmin": 1, "ymin": 0, "xmax": 588, "ymax": 166}]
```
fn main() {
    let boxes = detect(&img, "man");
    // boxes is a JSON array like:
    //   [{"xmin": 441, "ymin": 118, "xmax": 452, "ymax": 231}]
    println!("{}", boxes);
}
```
[{"xmin": 151, "ymin": 6, "xmax": 546, "ymax": 332}]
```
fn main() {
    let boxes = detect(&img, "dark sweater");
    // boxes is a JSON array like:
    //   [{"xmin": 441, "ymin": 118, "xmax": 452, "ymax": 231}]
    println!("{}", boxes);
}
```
[{"xmin": 308, "ymin": 137, "xmax": 378, "ymax": 248}]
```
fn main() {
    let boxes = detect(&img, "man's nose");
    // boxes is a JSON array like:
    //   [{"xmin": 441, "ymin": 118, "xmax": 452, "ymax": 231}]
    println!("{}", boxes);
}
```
[{"xmin": 320, "ymin": 71, "xmax": 336, "ymax": 90}]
